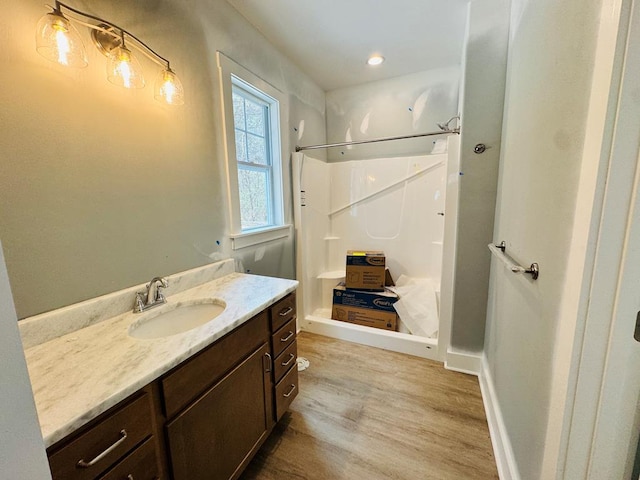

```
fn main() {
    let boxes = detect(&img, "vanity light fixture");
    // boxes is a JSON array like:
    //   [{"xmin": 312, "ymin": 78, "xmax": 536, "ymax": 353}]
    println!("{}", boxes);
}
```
[
  {"xmin": 35, "ymin": 1, "xmax": 184, "ymax": 105},
  {"xmin": 367, "ymin": 54, "xmax": 385, "ymax": 66}
]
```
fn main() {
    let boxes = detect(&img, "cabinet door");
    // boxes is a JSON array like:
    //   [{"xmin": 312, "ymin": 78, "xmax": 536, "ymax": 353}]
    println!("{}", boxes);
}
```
[{"xmin": 166, "ymin": 343, "xmax": 273, "ymax": 480}]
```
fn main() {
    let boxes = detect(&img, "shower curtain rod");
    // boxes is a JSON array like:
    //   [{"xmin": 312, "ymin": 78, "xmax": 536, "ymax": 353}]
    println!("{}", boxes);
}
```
[{"xmin": 294, "ymin": 128, "xmax": 460, "ymax": 152}]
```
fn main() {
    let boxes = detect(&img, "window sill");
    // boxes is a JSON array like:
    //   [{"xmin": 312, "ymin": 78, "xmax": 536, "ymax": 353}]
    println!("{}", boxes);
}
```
[{"xmin": 230, "ymin": 224, "xmax": 292, "ymax": 250}]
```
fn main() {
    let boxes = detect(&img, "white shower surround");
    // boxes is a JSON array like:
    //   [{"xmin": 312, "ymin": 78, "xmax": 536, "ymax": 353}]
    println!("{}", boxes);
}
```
[{"xmin": 293, "ymin": 136, "xmax": 460, "ymax": 361}]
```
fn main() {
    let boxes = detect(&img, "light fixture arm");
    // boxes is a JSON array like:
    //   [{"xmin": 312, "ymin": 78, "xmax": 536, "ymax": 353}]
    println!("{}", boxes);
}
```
[{"xmin": 49, "ymin": 1, "xmax": 171, "ymax": 70}]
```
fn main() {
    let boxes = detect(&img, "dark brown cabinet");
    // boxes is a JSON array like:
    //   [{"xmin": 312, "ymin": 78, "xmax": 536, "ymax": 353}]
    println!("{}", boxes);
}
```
[
  {"xmin": 269, "ymin": 293, "xmax": 299, "ymax": 422},
  {"xmin": 47, "ymin": 291, "xmax": 297, "ymax": 480},
  {"xmin": 47, "ymin": 390, "xmax": 160, "ymax": 480},
  {"xmin": 166, "ymin": 343, "xmax": 273, "ymax": 480}
]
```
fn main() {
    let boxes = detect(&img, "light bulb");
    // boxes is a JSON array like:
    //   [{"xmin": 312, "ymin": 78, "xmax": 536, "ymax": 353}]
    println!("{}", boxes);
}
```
[
  {"xmin": 35, "ymin": 11, "xmax": 88, "ymax": 68},
  {"xmin": 367, "ymin": 55, "xmax": 385, "ymax": 66},
  {"xmin": 107, "ymin": 45, "xmax": 145, "ymax": 89},
  {"xmin": 154, "ymin": 68, "xmax": 184, "ymax": 105}
]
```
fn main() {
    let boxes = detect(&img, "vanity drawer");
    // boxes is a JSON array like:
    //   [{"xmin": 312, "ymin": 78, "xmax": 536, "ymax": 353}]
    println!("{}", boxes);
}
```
[
  {"xmin": 275, "ymin": 364, "xmax": 299, "ymax": 421},
  {"xmin": 271, "ymin": 318, "xmax": 296, "ymax": 358},
  {"xmin": 269, "ymin": 292, "xmax": 296, "ymax": 332},
  {"xmin": 162, "ymin": 311, "xmax": 269, "ymax": 418},
  {"xmin": 274, "ymin": 340, "xmax": 297, "ymax": 383},
  {"xmin": 48, "ymin": 393, "xmax": 153, "ymax": 480},
  {"xmin": 98, "ymin": 436, "xmax": 159, "ymax": 480}
]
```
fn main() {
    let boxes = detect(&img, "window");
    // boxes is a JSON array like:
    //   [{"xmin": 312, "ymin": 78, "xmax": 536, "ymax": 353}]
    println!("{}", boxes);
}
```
[
  {"xmin": 217, "ymin": 52, "xmax": 290, "ymax": 250},
  {"xmin": 232, "ymin": 81, "xmax": 275, "ymax": 230}
]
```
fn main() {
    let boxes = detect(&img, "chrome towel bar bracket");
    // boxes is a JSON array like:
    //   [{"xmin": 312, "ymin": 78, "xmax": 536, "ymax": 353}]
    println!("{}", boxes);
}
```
[
  {"xmin": 488, "ymin": 242, "xmax": 540, "ymax": 280},
  {"xmin": 513, "ymin": 262, "xmax": 540, "ymax": 280}
]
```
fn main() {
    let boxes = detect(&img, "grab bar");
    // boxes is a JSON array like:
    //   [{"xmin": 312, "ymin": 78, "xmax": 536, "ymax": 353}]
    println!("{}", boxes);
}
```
[{"xmin": 488, "ymin": 243, "xmax": 539, "ymax": 280}]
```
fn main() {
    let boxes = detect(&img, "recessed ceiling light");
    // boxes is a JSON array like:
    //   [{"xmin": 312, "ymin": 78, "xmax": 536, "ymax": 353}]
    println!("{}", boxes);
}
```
[{"xmin": 367, "ymin": 55, "xmax": 385, "ymax": 66}]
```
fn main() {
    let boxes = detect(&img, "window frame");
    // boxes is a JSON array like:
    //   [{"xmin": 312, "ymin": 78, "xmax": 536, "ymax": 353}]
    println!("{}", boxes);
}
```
[
  {"xmin": 232, "ymin": 80, "xmax": 276, "ymax": 230},
  {"xmin": 217, "ymin": 52, "xmax": 290, "ymax": 250}
]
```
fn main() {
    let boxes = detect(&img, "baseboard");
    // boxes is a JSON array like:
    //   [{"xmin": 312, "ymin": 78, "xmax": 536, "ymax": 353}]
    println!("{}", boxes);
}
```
[
  {"xmin": 444, "ymin": 348, "xmax": 481, "ymax": 375},
  {"xmin": 479, "ymin": 354, "xmax": 521, "ymax": 480}
]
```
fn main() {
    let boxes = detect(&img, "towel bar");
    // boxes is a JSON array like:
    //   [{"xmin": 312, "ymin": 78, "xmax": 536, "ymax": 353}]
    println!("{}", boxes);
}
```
[{"xmin": 488, "ymin": 242, "xmax": 539, "ymax": 280}]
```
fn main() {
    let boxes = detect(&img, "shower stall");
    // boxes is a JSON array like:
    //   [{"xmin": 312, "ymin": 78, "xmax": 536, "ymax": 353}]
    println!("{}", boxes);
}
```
[{"xmin": 293, "ymin": 134, "xmax": 460, "ymax": 361}]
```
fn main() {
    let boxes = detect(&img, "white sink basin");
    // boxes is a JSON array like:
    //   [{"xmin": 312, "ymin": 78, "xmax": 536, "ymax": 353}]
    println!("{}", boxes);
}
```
[{"xmin": 129, "ymin": 300, "xmax": 226, "ymax": 339}]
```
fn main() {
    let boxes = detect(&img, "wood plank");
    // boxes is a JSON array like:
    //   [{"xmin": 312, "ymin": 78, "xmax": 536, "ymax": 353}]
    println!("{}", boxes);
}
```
[{"xmin": 241, "ymin": 332, "xmax": 498, "ymax": 480}]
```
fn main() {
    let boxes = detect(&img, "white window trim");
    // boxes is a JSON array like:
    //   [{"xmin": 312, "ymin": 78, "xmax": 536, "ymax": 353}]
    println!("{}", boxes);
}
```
[
  {"xmin": 229, "ymin": 224, "xmax": 292, "ymax": 250},
  {"xmin": 216, "ymin": 52, "xmax": 290, "ymax": 250}
]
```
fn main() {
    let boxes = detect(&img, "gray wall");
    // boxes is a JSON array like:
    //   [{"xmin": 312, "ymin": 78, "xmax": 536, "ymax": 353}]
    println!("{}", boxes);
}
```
[
  {"xmin": 0, "ymin": 242, "xmax": 51, "ymax": 478},
  {"xmin": 484, "ymin": 0, "xmax": 602, "ymax": 477},
  {"xmin": 450, "ymin": 0, "xmax": 510, "ymax": 352},
  {"xmin": 0, "ymin": 0, "xmax": 326, "ymax": 318}
]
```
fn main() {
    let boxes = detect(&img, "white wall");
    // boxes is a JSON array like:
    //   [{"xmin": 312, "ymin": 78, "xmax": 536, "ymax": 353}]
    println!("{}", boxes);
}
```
[
  {"xmin": 484, "ymin": 0, "xmax": 603, "ymax": 477},
  {"xmin": 325, "ymin": 155, "xmax": 447, "ymax": 284},
  {"xmin": 325, "ymin": 68, "xmax": 460, "ymax": 162},
  {"xmin": 0, "ymin": 242, "xmax": 51, "ymax": 479},
  {"xmin": 0, "ymin": 0, "xmax": 326, "ymax": 318}
]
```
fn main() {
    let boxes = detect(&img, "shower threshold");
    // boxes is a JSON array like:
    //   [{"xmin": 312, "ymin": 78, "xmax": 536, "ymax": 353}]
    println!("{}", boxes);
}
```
[{"xmin": 301, "ymin": 309, "xmax": 439, "ymax": 360}]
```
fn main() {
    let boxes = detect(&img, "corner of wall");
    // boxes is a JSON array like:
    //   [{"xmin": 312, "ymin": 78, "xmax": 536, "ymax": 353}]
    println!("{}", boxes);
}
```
[{"xmin": 444, "ymin": 347, "xmax": 482, "ymax": 375}]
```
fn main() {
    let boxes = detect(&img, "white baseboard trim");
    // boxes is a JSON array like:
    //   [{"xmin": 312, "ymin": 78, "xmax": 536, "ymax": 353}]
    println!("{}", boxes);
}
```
[
  {"xmin": 479, "ymin": 354, "xmax": 521, "ymax": 480},
  {"xmin": 444, "ymin": 348, "xmax": 482, "ymax": 375}
]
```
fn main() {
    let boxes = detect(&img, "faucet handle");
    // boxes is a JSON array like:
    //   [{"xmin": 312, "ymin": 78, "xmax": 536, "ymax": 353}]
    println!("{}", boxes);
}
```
[
  {"xmin": 156, "ymin": 279, "xmax": 168, "ymax": 302},
  {"xmin": 134, "ymin": 291, "xmax": 146, "ymax": 313}
]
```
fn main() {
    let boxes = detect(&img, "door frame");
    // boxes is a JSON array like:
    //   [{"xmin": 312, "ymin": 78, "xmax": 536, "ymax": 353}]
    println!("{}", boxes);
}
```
[{"xmin": 559, "ymin": 0, "xmax": 640, "ymax": 476}]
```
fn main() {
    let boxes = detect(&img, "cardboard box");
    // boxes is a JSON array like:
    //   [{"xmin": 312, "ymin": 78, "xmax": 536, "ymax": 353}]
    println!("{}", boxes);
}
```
[
  {"xmin": 331, "ymin": 283, "xmax": 398, "ymax": 331},
  {"xmin": 345, "ymin": 250, "xmax": 385, "ymax": 291}
]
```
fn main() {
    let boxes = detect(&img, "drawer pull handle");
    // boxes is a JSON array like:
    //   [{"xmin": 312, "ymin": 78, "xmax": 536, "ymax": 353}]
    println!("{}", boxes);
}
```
[
  {"xmin": 77, "ymin": 429, "xmax": 128, "ymax": 468},
  {"xmin": 279, "ymin": 306, "xmax": 294, "ymax": 317},
  {"xmin": 281, "ymin": 353, "xmax": 295, "ymax": 367},
  {"xmin": 283, "ymin": 384, "xmax": 296, "ymax": 398},
  {"xmin": 280, "ymin": 331, "xmax": 294, "ymax": 343},
  {"xmin": 127, "ymin": 476, "xmax": 134, "ymax": 480}
]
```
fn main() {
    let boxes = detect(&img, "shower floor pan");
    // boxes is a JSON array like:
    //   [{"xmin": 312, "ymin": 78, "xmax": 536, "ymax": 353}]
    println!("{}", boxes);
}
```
[{"xmin": 301, "ymin": 308, "xmax": 439, "ymax": 361}]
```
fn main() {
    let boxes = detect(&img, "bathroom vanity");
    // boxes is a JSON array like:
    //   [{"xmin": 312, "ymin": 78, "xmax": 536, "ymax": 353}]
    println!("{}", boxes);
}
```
[{"xmin": 20, "ymin": 261, "xmax": 298, "ymax": 480}]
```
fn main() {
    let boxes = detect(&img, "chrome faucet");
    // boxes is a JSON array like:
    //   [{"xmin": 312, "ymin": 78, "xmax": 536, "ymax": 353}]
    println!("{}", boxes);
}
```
[{"xmin": 134, "ymin": 276, "xmax": 168, "ymax": 313}]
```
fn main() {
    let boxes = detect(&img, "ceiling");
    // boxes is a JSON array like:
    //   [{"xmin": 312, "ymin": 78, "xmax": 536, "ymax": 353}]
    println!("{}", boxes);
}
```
[{"xmin": 227, "ymin": 0, "xmax": 470, "ymax": 91}]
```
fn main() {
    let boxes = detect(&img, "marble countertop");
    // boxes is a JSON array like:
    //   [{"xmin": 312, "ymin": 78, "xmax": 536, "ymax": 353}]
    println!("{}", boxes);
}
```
[{"xmin": 23, "ymin": 272, "xmax": 297, "ymax": 448}]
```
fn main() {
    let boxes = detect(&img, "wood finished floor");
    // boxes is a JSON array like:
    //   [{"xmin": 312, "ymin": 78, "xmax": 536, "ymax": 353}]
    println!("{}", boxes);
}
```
[{"xmin": 241, "ymin": 332, "xmax": 498, "ymax": 480}]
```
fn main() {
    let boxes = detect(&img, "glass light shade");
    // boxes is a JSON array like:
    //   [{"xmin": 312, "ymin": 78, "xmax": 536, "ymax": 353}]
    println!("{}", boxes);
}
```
[
  {"xmin": 154, "ymin": 69, "xmax": 184, "ymax": 105},
  {"xmin": 35, "ymin": 12, "xmax": 88, "ymax": 68},
  {"xmin": 106, "ymin": 46, "xmax": 145, "ymax": 89}
]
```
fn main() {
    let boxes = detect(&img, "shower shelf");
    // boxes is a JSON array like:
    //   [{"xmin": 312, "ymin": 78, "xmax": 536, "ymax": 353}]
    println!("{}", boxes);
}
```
[{"xmin": 316, "ymin": 270, "xmax": 346, "ymax": 280}]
